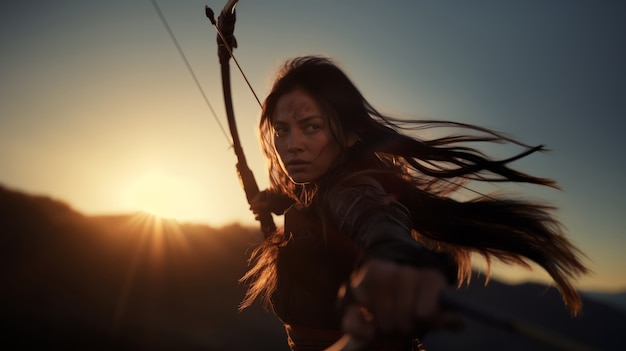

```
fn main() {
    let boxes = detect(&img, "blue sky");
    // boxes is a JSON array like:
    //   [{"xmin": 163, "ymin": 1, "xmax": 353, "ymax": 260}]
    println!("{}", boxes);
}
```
[{"xmin": 1, "ymin": 0, "xmax": 624, "ymax": 291}]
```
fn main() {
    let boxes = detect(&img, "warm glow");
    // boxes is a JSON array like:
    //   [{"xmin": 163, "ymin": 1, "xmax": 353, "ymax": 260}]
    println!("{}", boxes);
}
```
[
  {"xmin": 112, "ymin": 211, "xmax": 188, "ymax": 331},
  {"xmin": 120, "ymin": 170, "xmax": 201, "ymax": 222}
]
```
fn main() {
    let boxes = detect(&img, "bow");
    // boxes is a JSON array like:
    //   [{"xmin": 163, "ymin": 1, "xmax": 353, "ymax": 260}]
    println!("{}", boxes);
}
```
[{"xmin": 206, "ymin": 0, "xmax": 275, "ymax": 237}]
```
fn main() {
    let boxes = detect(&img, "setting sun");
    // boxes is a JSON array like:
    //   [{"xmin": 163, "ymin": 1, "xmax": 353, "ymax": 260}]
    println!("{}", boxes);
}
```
[{"xmin": 120, "ymin": 170, "xmax": 200, "ymax": 221}]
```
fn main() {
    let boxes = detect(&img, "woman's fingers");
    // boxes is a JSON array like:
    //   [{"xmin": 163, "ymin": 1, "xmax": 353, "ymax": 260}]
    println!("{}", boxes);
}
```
[
  {"xmin": 342, "ymin": 304, "xmax": 376, "ymax": 341},
  {"xmin": 344, "ymin": 259, "xmax": 459, "ymax": 339},
  {"xmin": 249, "ymin": 191, "xmax": 269, "ymax": 215}
]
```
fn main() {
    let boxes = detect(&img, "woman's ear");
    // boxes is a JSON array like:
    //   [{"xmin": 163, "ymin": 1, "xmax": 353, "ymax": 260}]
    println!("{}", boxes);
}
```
[{"xmin": 347, "ymin": 132, "xmax": 360, "ymax": 147}]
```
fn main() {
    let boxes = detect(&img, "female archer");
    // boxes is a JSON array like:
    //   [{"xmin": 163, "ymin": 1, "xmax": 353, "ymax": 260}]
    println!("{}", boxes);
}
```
[{"xmin": 242, "ymin": 56, "xmax": 588, "ymax": 351}]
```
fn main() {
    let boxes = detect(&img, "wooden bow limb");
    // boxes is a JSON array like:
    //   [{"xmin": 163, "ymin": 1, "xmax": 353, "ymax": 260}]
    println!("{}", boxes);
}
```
[{"xmin": 206, "ymin": 0, "xmax": 276, "ymax": 238}]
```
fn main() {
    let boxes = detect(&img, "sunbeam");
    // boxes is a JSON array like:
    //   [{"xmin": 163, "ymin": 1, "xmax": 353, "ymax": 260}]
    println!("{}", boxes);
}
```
[{"xmin": 110, "ymin": 212, "xmax": 188, "ymax": 336}]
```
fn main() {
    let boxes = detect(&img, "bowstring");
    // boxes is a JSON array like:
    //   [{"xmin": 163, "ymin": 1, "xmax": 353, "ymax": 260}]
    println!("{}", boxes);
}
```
[
  {"xmin": 208, "ymin": 7, "xmax": 263, "ymax": 109},
  {"xmin": 150, "ymin": 0, "xmax": 233, "ymax": 147}
]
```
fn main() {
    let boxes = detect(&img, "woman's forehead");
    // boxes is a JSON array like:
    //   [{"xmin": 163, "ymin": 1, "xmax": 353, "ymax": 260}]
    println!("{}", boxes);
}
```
[{"xmin": 272, "ymin": 89, "xmax": 323, "ymax": 122}]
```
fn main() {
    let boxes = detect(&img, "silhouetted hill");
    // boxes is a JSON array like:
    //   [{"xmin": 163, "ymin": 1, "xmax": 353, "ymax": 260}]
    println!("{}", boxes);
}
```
[
  {"xmin": 0, "ymin": 184, "xmax": 288, "ymax": 350},
  {"xmin": 1, "ymin": 184, "xmax": 624, "ymax": 350},
  {"xmin": 583, "ymin": 291, "xmax": 626, "ymax": 313}
]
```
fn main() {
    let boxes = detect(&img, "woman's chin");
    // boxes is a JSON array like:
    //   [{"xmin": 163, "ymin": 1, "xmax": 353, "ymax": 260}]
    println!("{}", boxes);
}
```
[
  {"xmin": 288, "ymin": 174, "xmax": 314, "ymax": 184},
  {"xmin": 290, "ymin": 178, "xmax": 312, "ymax": 185}
]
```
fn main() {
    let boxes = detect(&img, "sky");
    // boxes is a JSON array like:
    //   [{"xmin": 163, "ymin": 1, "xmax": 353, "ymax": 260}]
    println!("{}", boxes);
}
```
[{"xmin": 1, "ymin": 0, "xmax": 625, "ymax": 292}]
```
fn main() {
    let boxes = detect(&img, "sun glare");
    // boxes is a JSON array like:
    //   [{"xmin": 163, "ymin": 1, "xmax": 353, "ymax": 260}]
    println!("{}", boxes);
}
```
[
  {"xmin": 112, "ymin": 211, "xmax": 188, "ymax": 331},
  {"xmin": 121, "ymin": 170, "xmax": 200, "ymax": 222}
]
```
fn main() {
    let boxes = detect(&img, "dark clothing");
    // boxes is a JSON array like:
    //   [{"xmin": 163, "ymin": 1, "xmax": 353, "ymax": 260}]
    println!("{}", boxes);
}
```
[
  {"xmin": 269, "ymin": 177, "xmax": 456, "ymax": 350},
  {"xmin": 272, "ymin": 203, "xmax": 358, "ymax": 329}
]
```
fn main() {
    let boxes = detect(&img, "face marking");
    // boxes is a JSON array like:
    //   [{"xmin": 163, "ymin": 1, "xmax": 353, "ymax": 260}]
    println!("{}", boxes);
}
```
[{"xmin": 272, "ymin": 89, "xmax": 340, "ymax": 184}]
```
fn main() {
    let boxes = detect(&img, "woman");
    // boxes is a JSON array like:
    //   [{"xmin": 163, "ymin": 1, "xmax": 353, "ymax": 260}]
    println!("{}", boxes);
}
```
[{"xmin": 243, "ymin": 56, "xmax": 588, "ymax": 351}]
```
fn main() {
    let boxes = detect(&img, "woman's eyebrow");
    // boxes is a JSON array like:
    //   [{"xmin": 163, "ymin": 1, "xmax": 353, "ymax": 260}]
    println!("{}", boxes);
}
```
[
  {"xmin": 297, "ymin": 115, "xmax": 324, "ymax": 124},
  {"xmin": 273, "ymin": 115, "xmax": 323, "ymax": 126}
]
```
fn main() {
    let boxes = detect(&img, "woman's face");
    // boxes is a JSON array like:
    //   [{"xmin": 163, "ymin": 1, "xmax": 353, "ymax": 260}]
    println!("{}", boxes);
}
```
[{"xmin": 271, "ymin": 89, "xmax": 341, "ymax": 184}]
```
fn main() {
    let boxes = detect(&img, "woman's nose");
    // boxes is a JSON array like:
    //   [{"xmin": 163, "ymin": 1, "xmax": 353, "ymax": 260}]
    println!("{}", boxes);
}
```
[{"xmin": 287, "ymin": 130, "xmax": 305, "ymax": 153}]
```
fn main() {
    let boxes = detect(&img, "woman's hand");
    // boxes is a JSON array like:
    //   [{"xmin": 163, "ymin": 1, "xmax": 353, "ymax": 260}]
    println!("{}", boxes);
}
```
[
  {"xmin": 340, "ymin": 258, "xmax": 461, "ymax": 344},
  {"xmin": 249, "ymin": 191, "xmax": 271, "ymax": 221},
  {"xmin": 249, "ymin": 190, "xmax": 296, "ymax": 220}
]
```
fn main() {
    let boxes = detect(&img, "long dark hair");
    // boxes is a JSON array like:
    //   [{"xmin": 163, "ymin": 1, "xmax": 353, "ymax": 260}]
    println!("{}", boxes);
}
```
[{"xmin": 242, "ymin": 56, "xmax": 588, "ymax": 314}]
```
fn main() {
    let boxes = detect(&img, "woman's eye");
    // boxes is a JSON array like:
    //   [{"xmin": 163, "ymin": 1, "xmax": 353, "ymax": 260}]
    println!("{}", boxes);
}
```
[
  {"xmin": 305, "ymin": 124, "xmax": 320, "ymax": 132},
  {"xmin": 274, "ymin": 127, "xmax": 288, "ymax": 137}
]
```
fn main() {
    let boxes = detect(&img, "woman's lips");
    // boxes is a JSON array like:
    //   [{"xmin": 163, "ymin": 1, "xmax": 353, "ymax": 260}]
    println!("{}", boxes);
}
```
[{"xmin": 286, "ymin": 160, "xmax": 310, "ymax": 171}]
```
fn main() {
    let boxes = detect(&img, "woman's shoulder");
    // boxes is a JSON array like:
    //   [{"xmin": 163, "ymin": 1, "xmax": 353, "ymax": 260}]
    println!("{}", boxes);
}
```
[
  {"xmin": 333, "ymin": 172, "xmax": 386, "ymax": 192},
  {"xmin": 323, "ymin": 173, "xmax": 395, "ymax": 212}
]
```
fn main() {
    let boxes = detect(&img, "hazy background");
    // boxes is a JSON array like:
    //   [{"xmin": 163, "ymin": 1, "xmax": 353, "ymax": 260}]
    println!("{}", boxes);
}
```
[{"xmin": 1, "ymin": 1, "xmax": 624, "ymax": 292}]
